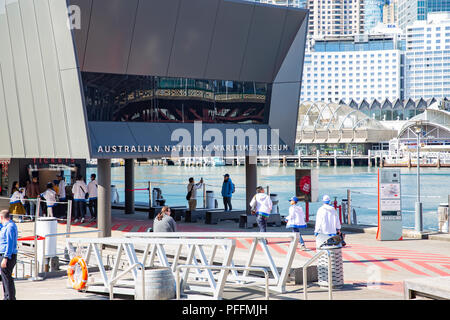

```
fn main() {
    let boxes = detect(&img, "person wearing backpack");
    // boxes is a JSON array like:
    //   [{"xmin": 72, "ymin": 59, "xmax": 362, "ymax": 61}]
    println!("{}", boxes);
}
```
[
  {"xmin": 186, "ymin": 177, "xmax": 203, "ymax": 211},
  {"xmin": 221, "ymin": 174, "xmax": 234, "ymax": 211}
]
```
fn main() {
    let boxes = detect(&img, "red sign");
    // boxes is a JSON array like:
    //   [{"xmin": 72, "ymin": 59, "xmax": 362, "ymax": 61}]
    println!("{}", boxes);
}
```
[{"xmin": 299, "ymin": 176, "xmax": 311, "ymax": 194}]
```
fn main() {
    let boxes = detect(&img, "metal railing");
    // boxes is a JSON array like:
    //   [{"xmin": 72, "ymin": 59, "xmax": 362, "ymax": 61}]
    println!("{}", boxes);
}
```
[
  {"xmin": 66, "ymin": 237, "xmax": 236, "ymax": 299},
  {"xmin": 109, "ymin": 262, "xmax": 145, "ymax": 300},
  {"xmin": 302, "ymin": 250, "xmax": 333, "ymax": 300},
  {"xmin": 176, "ymin": 264, "xmax": 269, "ymax": 300},
  {"xmin": 39, "ymin": 230, "xmax": 102, "ymax": 273},
  {"xmin": 125, "ymin": 232, "xmax": 299, "ymax": 294}
]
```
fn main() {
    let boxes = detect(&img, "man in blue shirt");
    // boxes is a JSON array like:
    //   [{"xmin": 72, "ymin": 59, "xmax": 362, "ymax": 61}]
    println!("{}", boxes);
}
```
[
  {"xmin": 0, "ymin": 210, "xmax": 18, "ymax": 300},
  {"xmin": 221, "ymin": 174, "xmax": 234, "ymax": 211}
]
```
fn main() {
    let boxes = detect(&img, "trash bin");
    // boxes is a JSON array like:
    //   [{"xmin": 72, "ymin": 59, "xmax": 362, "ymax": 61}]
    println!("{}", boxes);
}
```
[
  {"xmin": 270, "ymin": 194, "xmax": 279, "ymax": 214},
  {"xmin": 111, "ymin": 185, "xmax": 119, "ymax": 204},
  {"xmin": 315, "ymin": 234, "xmax": 344, "ymax": 288},
  {"xmin": 438, "ymin": 203, "xmax": 449, "ymax": 233},
  {"xmin": 206, "ymin": 191, "xmax": 215, "ymax": 209},
  {"xmin": 36, "ymin": 217, "xmax": 57, "ymax": 261}
]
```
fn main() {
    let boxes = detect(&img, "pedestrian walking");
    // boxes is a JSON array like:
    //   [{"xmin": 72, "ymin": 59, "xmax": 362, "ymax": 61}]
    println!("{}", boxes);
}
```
[
  {"xmin": 314, "ymin": 195, "xmax": 341, "ymax": 237},
  {"xmin": 249, "ymin": 186, "xmax": 273, "ymax": 234},
  {"xmin": 56, "ymin": 174, "xmax": 67, "ymax": 218},
  {"xmin": 27, "ymin": 176, "xmax": 41, "ymax": 218},
  {"xmin": 285, "ymin": 196, "xmax": 307, "ymax": 250},
  {"xmin": 153, "ymin": 206, "xmax": 177, "ymax": 232},
  {"xmin": 186, "ymin": 177, "xmax": 203, "ymax": 211},
  {"xmin": 0, "ymin": 210, "xmax": 18, "ymax": 300},
  {"xmin": 9, "ymin": 182, "xmax": 26, "ymax": 217},
  {"xmin": 40, "ymin": 183, "xmax": 57, "ymax": 217},
  {"xmin": 72, "ymin": 175, "xmax": 88, "ymax": 223},
  {"xmin": 221, "ymin": 174, "xmax": 235, "ymax": 211},
  {"xmin": 87, "ymin": 174, "xmax": 98, "ymax": 222}
]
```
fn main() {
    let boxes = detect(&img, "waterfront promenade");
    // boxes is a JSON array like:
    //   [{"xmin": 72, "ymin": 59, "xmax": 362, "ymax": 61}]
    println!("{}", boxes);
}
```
[{"xmin": 11, "ymin": 209, "xmax": 450, "ymax": 300}]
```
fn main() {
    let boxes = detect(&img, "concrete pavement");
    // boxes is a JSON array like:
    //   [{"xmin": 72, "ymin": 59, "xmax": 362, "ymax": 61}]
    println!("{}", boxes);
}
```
[{"xmin": 9, "ymin": 209, "xmax": 450, "ymax": 300}]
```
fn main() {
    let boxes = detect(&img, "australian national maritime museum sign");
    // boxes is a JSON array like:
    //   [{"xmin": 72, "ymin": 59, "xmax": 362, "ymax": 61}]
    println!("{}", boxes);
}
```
[{"xmin": 94, "ymin": 122, "xmax": 289, "ymax": 158}]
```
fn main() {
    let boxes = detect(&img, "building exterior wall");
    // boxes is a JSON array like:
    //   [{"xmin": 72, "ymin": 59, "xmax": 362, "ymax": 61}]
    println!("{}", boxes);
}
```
[
  {"xmin": 365, "ymin": 0, "xmax": 385, "ymax": 33},
  {"xmin": 301, "ymin": 37, "xmax": 403, "ymax": 104},
  {"xmin": 306, "ymin": 0, "xmax": 365, "ymax": 39},
  {"xmin": 405, "ymin": 13, "xmax": 450, "ymax": 99},
  {"xmin": 398, "ymin": 0, "xmax": 450, "ymax": 31},
  {"xmin": 0, "ymin": 0, "xmax": 90, "ymax": 159}
]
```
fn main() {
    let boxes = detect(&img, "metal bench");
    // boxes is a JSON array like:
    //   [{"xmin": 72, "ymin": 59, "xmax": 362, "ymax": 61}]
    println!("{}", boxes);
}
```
[
  {"xmin": 148, "ymin": 206, "xmax": 187, "ymax": 219},
  {"xmin": 239, "ymin": 214, "xmax": 282, "ymax": 229},
  {"xmin": 185, "ymin": 208, "xmax": 222, "ymax": 223},
  {"xmin": 205, "ymin": 210, "xmax": 247, "ymax": 225},
  {"xmin": 404, "ymin": 276, "xmax": 450, "ymax": 300}
]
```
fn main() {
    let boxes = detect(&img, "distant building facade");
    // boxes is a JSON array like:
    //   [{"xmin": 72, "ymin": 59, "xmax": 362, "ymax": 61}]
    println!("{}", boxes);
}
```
[
  {"xmin": 306, "ymin": 0, "xmax": 365, "ymax": 39},
  {"xmin": 405, "ymin": 13, "xmax": 450, "ymax": 99},
  {"xmin": 365, "ymin": 0, "xmax": 386, "ymax": 33},
  {"xmin": 383, "ymin": 0, "xmax": 397, "ymax": 24},
  {"xmin": 398, "ymin": 0, "xmax": 450, "ymax": 31},
  {"xmin": 301, "ymin": 33, "xmax": 405, "ymax": 104}
]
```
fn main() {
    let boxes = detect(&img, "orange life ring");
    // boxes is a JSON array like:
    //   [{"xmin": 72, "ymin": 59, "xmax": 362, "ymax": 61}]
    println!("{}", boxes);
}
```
[{"xmin": 67, "ymin": 256, "xmax": 88, "ymax": 290}]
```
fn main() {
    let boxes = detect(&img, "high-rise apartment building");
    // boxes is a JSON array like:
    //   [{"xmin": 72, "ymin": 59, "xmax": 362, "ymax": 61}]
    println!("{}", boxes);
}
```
[
  {"xmin": 383, "ymin": 0, "xmax": 397, "ymax": 24},
  {"xmin": 398, "ymin": 0, "xmax": 450, "ymax": 31},
  {"xmin": 306, "ymin": 0, "xmax": 365, "ymax": 39},
  {"xmin": 405, "ymin": 13, "xmax": 450, "ymax": 99},
  {"xmin": 365, "ymin": 0, "xmax": 386, "ymax": 33}
]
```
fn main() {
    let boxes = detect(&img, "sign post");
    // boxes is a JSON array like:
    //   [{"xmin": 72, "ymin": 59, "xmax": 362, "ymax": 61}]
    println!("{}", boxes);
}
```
[
  {"xmin": 295, "ymin": 169, "xmax": 318, "ymax": 222},
  {"xmin": 376, "ymin": 169, "xmax": 403, "ymax": 241}
]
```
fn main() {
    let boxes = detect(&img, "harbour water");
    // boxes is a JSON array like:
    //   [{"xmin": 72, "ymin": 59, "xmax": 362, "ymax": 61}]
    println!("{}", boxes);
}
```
[{"xmin": 87, "ymin": 165, "xmax": 450, "ymax": 231}]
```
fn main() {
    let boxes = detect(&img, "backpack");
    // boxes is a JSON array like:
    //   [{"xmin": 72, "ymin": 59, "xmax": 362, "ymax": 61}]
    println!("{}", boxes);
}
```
[
  {"xmin": 231, "ymin": 182, "xmax": 235, "ymax": 194},
  {"xmin": 186, "ymin": 184, "xmax": 193, "ymax": 201}
]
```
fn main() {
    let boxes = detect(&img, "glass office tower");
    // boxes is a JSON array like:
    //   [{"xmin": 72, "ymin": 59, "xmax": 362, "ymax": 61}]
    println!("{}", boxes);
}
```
[
  {"xmin": 365, "ymin": 0, "xmax": 386, "ymax": 33},
  {"xmin": 399, "ymin": 0, "xmax": 450, "ymax": 30}
]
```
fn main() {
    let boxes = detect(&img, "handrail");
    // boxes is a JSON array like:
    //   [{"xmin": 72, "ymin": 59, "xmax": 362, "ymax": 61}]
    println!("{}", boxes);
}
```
[
  {"xmin": 108, "ymin": 262, "xmax": 145, "ymax": 300},
  {"xmin": 176, "ymin": 265, "xmax": 269, "ymax": 300},
  {"xmin": 40, "ymin": 230, "xmax": 102, "ymax": 273},
  {"xmin": 302, "ymin": 249, "xmax": 333, "ymax": 300}
]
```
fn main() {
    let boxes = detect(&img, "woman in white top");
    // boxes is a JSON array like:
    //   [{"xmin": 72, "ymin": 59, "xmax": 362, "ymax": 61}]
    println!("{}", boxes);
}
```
[
  {"xmin": 40, "ymin": 182, "xmax": 57, "ymax": 217},
  {"xmin": 285, "ymin": 196, "xmax": 307, "ymax": 250},
  {"xmin": 9, "ymin": 181, "xmax": 26, "ymax": 216}
]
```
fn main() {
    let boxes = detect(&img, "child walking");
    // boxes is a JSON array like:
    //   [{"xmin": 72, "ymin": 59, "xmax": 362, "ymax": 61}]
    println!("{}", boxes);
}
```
[{"xmin": 285, "ymin": 196, "xmax": 308, "ymax": 251}]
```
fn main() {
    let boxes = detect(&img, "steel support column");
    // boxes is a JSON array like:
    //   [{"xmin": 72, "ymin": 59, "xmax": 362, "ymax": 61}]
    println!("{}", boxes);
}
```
[
  {"xmin": 245, "ymin": 156, "xmax": 257, "ymax": 215},
  {"xmin": 98, "ymin": 159, "xmax": 112, "ymax": 237},
  {"xmin": 125, "ymin": 159, "xmax": 135, "ymax": 215}
]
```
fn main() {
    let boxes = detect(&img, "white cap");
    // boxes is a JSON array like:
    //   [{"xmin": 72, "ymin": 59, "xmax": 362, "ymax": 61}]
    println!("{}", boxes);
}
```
[{"xmin": 322, "ymin": 195, "xmax": 331, "ymax": 203}]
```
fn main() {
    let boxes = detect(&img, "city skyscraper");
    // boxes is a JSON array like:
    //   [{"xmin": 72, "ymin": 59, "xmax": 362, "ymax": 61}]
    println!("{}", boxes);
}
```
[
  {"xmin": 398, "ymin": 0, "xmax": 450, "ymax": 31},
  {"xmin": 306, "ymin": 0, "xmax": 365, "ymax": 38},
  {"xmin": 365, "ymin": 0, "xmax": 386, "ymax": 33},
  {"xmin": 383, "ymin": 0, "xmax": 397, "ymax": 24},
  {"xmin": 405, "ymin": 12, "xmax": 450, "ymax": 99}
]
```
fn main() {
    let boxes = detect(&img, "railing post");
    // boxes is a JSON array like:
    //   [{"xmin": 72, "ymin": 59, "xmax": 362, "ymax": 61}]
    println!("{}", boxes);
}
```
[
  {"xmin": 30, "ymin": 198, "xmax": 43, "ymax": 281},
  {"xmin": 203, "ymin": 182, "xmax": 206, "ymax": 209}
]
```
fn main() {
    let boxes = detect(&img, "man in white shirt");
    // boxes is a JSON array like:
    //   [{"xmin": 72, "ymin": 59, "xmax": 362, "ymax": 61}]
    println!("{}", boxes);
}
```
[
  {"xmin": 87, "ymin": 174, "xmax": 98, "ymax": 222},
  {"xmin": 249, "ymin": 186, "xmax": 273, "ymax": 234},
  {"xmin": 187, "ymin": 177, "xmax": 203, "ymax": 211},
  {"xmin": 72, "ymin": 175, "xmax": 88, "ymax": 223},
  {"xmin": 314, "ymin": 195, "xmax": 341, "ymax": 237}
]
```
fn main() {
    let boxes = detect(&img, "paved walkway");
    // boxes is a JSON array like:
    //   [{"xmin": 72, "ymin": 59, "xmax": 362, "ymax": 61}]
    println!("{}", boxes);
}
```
[{"xmin": 10, "ymin": 209, "xmax": 450, "ymax": 300}]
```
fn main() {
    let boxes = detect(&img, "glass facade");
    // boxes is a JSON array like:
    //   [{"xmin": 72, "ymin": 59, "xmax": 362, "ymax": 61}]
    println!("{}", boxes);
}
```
[
  {"xmin": 399, "ymin": 0, "xmax": 450, "ymax": 30},
  {"xmin": 82, "ymin": 72, "xmax": 271, "ymax": 124},
  {"xmin": 314, "ymin": 39, "xmax": 398, "ymax": 52},
  {"xmin": 365, "ymin": 0, "xmax": 385, "ymax": 33}
]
